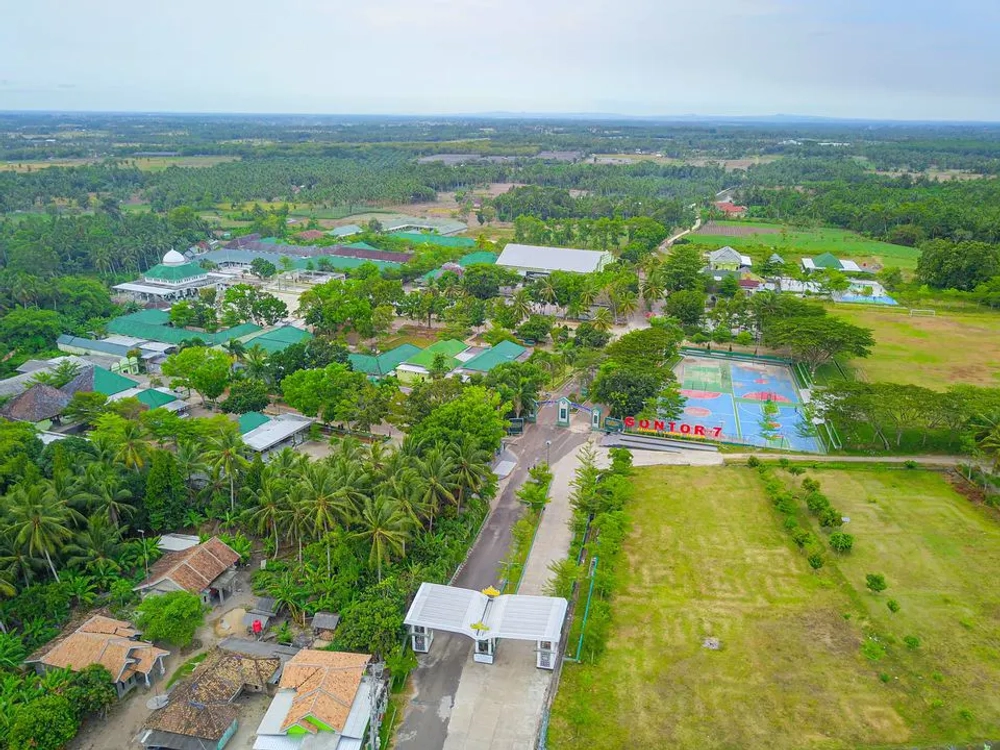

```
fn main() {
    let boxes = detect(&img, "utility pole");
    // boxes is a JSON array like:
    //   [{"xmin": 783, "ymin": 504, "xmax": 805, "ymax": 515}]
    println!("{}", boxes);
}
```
[
  {"xmin": 138, "ymin": 529, "xmax": 149, "ymax": 578},
  {"xmin": 368, "ymin": 660, "xmax": 386, "ymax": 750}
]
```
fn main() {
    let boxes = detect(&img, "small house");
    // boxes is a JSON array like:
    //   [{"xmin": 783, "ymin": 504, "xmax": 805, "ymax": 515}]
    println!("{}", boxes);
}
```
[
  {"xmin": 801, "ymin": 253, "xmax": 862, "ymax": 273},
  {"xmin": 26, "ymin": 615, "xmax": 169, "ymax": 699},
  {"xmin": 706, "ymin": 246, "xmax": 752, "ymax": 271},
  {"xmin": 134, "ymin": 536, "xmax": 240, "ymax": 606},
  {"xmin": 310, "ymin": 612, "xmax": 341, "ymax": 640}
]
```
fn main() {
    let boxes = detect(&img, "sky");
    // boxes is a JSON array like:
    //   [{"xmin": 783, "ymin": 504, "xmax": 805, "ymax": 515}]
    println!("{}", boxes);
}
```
[{"xmin": 1, "ymin": 0, "xmax": 999, "ymax": 120}]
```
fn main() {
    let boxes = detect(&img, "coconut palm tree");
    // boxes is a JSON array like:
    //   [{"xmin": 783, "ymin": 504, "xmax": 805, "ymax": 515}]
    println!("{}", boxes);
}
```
[
  {"xmin": 64, "ymin": 516, "xmax": 125, "ymax": 587},
  {"xmin": 352, "ymin": 496, "xmax": 413, "ymax": 582},
  {"xmin": 448, "ymin": 439, "xmax": 490, "ymax": 514},
  {"xmin": 591, "ymin": 307, "xmax": 614, "ymax": 333},
  {"xmin": 510, "ymin": 289, "xmax": 533, "ymax": 323},
  {"xmin": 79, "ymin": 465, "xmax": 134, "ymax": 527},
  {"xmin": 616, "ymin": 290, "xmax": 639, "ymax": 323},
  {"xmin": 5, "ymin": 484, "xmax": 74, "ymax": 582},
  {"xmin": 206, "ymin": 428, "xmax": 250, "ymax": 512},
  {"xmin": 411, "ymin": 449, "xmax": 458, "ymax": 531},
  {"xmin": 639, "ymin": 275, "xmax": 665, "ymax": 311},
  {"xmin": 116, "ymin": 419, "xmax": 151, "ymax": 471},
  {"xmin": 536, "ymin": 278, "xmax": 558, "ymax": 315},
  {"xmin": 294, "ymin": 463, "xmax": 350, "ymax": 543},
  {"xmin": 175, "ymin": 440, "xmax": 209, "ymax": 495},
  {"xmin": 243, "ymin": 345, "xmax": 270, "ymax": 383},
  {"xmin": 248, "ymin": 479, "xmax": 287, "ymax": 559}
]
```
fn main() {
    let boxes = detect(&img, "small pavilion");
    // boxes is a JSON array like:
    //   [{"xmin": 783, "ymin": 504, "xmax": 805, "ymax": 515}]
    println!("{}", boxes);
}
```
[{"xmin": 404, "ymin": 582, "xmax": 567, "ymax": 669}]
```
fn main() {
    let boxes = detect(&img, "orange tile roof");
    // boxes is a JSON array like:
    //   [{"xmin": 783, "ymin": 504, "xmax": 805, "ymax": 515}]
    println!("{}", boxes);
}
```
[
  {"xmin": 278, "ymin": 650, "xmax": 370, "ymax": 733},
  {"xmin": 33, "ymin": 615, "xmax": 167, "ymax": 682},
  {"xmin": 138, "ymin": 536, "xmax": 239, "ymax": 594}
]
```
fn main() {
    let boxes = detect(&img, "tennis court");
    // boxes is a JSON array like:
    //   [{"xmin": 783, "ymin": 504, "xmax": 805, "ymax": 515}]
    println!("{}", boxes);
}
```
[{"xmin": 674, "ymin": 355, "xmax": 823, "ymax": 453}]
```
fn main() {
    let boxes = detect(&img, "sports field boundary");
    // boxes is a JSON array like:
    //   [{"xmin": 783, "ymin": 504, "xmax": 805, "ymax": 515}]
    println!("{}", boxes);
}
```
[{"xmin": 679, "ymin": 346, "xmax": 794, "ymax": 366}]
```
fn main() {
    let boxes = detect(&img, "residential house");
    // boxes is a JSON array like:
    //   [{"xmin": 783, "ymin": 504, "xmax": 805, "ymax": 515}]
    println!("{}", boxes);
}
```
[
  {"xmin": 706, "ymin": 246, "xmax": 752, "ymax": 271},
  {"xmin": 0, "ymin": 384, "xmax": 72, "ymax": 427},
  {"xmin": 26, "ymin": 614, "xmax": 168, "ymax": 699},
  {"xmin": 347, "ymin": 344, "xmax": 422, "ymax": 380},
  {"xmin": 135, "ymin": 536, "xmax": 240, "ymax": 606},
  {"xmin": 713, "ymin": 201, "xmax": 748, "ymax": 217},
  {"xmin": 141, "ymin": 648, "xmax": 281, "ymax": 750},
  {"xmin": 239, "ymin": 413, "xmax": 315, "ymax": 459},
  {"xmin": 455, "ymin": 341, "xmax": 529, "ymax": 378},
  {"xmin": 801, "ymin": 253, "xmax": 863, "ymax": 273},
  {"xmin": 394, "ymin": 340, "xmax": 469, "ymax": 384},
  {"xmin": 253, "ymin": 650, "xmax": 383, "ymax": 750}
]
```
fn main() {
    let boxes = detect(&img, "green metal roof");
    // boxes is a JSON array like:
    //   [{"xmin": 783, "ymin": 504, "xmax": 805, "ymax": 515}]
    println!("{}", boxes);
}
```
[
  {"xmin": 135, "ymin": 389, "xmax": 179, "ymax": 409},
  {"xmin": 404, "ymin": 339, "xmax": 467, "ymax": 370},
  {"xmin": 238, "ymin": 411, "xmax": 271, "ymax": 434},
  {"xmin": 107, "ymin": 311, "xmax": 262, "ymax": 346},
  {"xmin": 391, "ymin": 232, "xmax": 477, "ymax": 249},
  {"xmin": 348, "ymin": 343, "xmax": 421, "ymax": 377},
  {"xmin": 92, "ymin": 367, "xmax": 139, "ymax": 396},
  {"xmin": 458, "ymin": 251, "xmax": 498, "ymax": 266},
  {"xmin": 811, "ymin": 252, "xmax": 843, "ymax": 269},
  {"xmin": 143, "ymin": 262, "xmax": 206, "ymax": 282},
  {"xmin": 459, "ymin": 341, "xmax": 527, "ymax": 372},
  {"xmin": 343, "ymin": 241, "xmax": 378, "ymax": 250},
  {"xmin": 242, "ymin": 326, "xmax": 313, "ymax": 354}
]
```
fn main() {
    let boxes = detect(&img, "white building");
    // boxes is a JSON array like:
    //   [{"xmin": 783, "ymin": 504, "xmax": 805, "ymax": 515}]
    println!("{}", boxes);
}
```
[
  {"xmin": 113, "ymin": 250, "xmax": 226, "ymax": 302},
  {"xmin": 496, "ymin": 243, "xmax": 613, "ymax": 276}
]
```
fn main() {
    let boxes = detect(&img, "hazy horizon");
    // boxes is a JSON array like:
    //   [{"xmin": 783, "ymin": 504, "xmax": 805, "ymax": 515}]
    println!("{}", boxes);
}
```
[{"xmin": 2, "ymin": 0, "xmax": 998, "ymax": 121}]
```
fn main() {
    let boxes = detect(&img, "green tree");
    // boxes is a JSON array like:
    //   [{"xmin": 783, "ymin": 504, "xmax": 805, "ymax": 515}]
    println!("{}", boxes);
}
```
[
  {"xmin": 62, "ymin": 391, "xmax": 109, "ymax": 427},
  {"xmin": 8, "ymin": 694, "xmax": 78, "ymax": 750},
  {"xmin": 865, "ymin": 573, "xmax": 888, "ymax": 594},
  {"xmin": 250, "ymin": 257, "xmax": 277, "ymax": 280},
  {"xmin": 766, "ymin": 317, "xmax": 874, "ymax": 377},
  {"xmin": 659, "ymin": 244, "xmax": 704, "ymax": 293},
  {"xmin": 62, "ymin": 664, "xmax": 117, "ymax": 720},
  {"xmin": 135, "ymin": 590, "xmax": 206, "ymax": 647},
  {"xmin": 220, "ymin": 378, "xmax": 270, "ymax": 414},
  {"xmin": 409, "ymin": 386, "xmax": 508, "ymax": 454},
  {"xmin": 666, "ymin": 289, "xmax": 706, "ymax": 325},
  {"xmin": 352, "ymin": 496, "xmax": 413, "ymax": 581},
  {"xmin": 591, "ymin": 366, "xmax": 663, "ymax": 419},
  {"xmin": 206, "ymin": 426, "xmax": 250, "ymax": 513},
  {"xmin": 6, "ymin": 483, "xmax": 75, "ymax": 582},
  {"xmin": 162, "ymin": 347, "xmax": 232, "ymax": 406},
  {"xmin": 145, "ymin": 449, "xmax": 187, "ymax": 531}
]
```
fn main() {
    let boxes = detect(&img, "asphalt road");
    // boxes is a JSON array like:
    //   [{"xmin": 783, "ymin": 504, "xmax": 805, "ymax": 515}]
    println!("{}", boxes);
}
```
[{"xmin": 395, "ymin": 388, "xmax": 589, "ymax": 750}]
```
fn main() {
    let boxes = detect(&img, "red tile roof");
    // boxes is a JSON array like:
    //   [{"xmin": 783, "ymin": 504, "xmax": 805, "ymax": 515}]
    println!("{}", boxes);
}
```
[
  {"xmin": 713, "ymin": 201, "xmax": 747, "ymax": 215},
  {"xmin": 296, "ymin": 230, "xmax": 327, "ymax": 241},
  {"xmin": 136, "ymin": 537, "xmax": 239, "ymax": 594}
]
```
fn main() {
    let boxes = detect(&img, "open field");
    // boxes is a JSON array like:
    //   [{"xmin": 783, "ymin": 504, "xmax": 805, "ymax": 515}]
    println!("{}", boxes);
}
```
[
  {"xmin": 0, "ymin": 155, "xmax": 238, "ymax": 172},
  {"xmin": 592, "ymin": 154, "xmax": 782, "ymax": 170},
  {"xmin": 690, "ymin": 220, "xmax": 919, "ymax": 269},
  {"xmin": 549, "ymin": 465, "xmax": 1000, "ymax": 750},
  {"xmin": 828, "ymin": 305, "xmax": 1000, "ymax": 387}
]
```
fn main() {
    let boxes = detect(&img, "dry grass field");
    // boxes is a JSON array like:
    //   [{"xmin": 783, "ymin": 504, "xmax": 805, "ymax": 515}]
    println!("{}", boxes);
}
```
[
  {"xmin": 829, "ymin": 306, "xmax": 1000, "ymax": 387},
  {"xmin": 0, "ymin": 155, "xmax": 238, "ymax": 172},
  {"xmin": 549, "ymin": 465, "xmax": 1000, "ymax": 750}
]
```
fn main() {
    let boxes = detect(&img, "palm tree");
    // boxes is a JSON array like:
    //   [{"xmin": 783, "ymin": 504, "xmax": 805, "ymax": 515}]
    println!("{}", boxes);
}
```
[
  {"xmin": 592, "ymin": 307, "xmax": 614, "ymax": 333},
  {"xmin": 6, "ymin": 484, "xmax": 74, "ymax": 582},
  {"xmin": 244, "ymin": 345, "xmax": 270, "ymax": 383},
  {"xmin": 248, "ymin": 479, "xmax": 287, "ymax": 559},
  {"xmin": 412, "ymin": 450, "xmax": 458, "ymax": 531},
  {"xmin": 206, "ymin": 429, "xmax": 250, "ymax": 512},
  {"xmin": 510, "ymin": 289, "xmax": 533, "ymax": 323},
  {"xmin": 351, "ymin": 496, "xmax": 412, "ymax": 582},
  {"xmin": 64, "ymin": 516, "xmax": 125, "ymax": 585},
  {"xmin": 616, "ymin": 290, "xmax": 639, "ymax": 323},
  {"xmin": 176, "ymin": 440, "xmax": 209, "ymax": 488},
  {"xmin": 80, "ymin": 465, "xmax": 134, "ymax": 527},
  {"xmin": 266, "ymin": 572, "xmax": 307, "ymax": 625},
  {"xmin": 537, "ymin": 278, "xmax": 558, "ymax": 314},
  {"xmin": 116, "ymin": 419, "xmax": 151, "ymax": 471},
  {"xmin": 294, "ymin": 463, "xmax": 351, "ymax": 543},
  {"xmin": 448, "ymin": 439, "xmax": 490, "ymax": 514},
  {"xmin": 640, "ymin": 275, "xmax": 665, "ymax": 311}
]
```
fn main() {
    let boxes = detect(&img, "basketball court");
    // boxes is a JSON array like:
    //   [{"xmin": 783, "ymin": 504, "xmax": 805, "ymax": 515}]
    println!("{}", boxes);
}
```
[{"xmin": 674, "ymin": 355, "xmax": 822, "ymax": 452}]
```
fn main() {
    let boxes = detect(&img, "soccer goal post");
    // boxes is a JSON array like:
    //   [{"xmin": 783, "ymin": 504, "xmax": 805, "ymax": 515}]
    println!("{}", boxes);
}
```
[{"xmin": 909, "ymin": 308, "xmax": 936, "ymax": 317}]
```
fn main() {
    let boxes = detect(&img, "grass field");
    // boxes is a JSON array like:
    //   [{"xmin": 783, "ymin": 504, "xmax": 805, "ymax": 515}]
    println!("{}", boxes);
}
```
[
  {"xmin": 0, "ymin": 155, "xmax": 238, "ymax": 172},
  {"xmin": 828, "ymin": 305, "xmax": 1000, "ymax": 387},
  {"xmin": 689, "ymin": 221, "xmax": 920, "ymax": 269},
  {"xmin": 549, "ymin": 465, "xmax": 1000, "ymax": 750}
]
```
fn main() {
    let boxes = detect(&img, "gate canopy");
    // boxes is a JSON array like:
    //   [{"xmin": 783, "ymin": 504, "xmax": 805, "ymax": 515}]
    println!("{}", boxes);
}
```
[{"xmin": 405, "ymin": 583, "xmax": 567, "ymax": 643}]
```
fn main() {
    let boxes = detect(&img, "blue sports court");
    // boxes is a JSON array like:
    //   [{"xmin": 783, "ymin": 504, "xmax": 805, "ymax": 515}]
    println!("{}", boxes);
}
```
[{"xmin": 674, "ymin": 355, "xmax": 823, "ymax": 453}]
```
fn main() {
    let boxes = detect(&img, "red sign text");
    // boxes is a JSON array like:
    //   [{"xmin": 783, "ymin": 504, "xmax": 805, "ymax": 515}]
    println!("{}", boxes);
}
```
[{"xmin": 624, "ymin": 416, "xmax": 723, "ymax": 439}]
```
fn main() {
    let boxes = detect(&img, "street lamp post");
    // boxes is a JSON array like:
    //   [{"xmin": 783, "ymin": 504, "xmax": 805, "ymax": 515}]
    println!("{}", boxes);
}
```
[{"xmin": 545, "ymin": 440, "xmax": 552, "ymax": 466}]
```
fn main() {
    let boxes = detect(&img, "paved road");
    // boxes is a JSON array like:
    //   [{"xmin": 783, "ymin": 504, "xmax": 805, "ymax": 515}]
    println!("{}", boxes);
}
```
[{"xmin": 396, "ymin": 386, "xmax": 589, "ymax": 750}]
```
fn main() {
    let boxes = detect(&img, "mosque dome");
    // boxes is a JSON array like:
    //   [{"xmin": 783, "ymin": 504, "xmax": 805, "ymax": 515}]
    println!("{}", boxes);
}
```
[{"xmin": 162, "ymin": 249, "xmax": 186, "ymax": 266}]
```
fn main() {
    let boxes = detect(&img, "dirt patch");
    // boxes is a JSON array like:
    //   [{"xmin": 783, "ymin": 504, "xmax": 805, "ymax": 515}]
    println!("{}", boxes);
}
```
[
  {"xmin": 216, "ymin": 607, "xmax": 248, "ymax": 638},
  {"xmin": 696, "ymin": 222, "xmax": 781, "ymax": 237}
]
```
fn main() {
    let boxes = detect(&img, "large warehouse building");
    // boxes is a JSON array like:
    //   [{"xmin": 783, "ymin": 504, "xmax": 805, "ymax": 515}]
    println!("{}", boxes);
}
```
[{"xmin": 496, "ymin": 243, "xmax": 613, "ymax": 276}]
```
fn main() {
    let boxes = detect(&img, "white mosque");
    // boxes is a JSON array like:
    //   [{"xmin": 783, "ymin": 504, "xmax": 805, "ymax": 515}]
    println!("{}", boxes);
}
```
[{"xmin": 113, "ymin": 250, "xmax": 225, "ymax": 303}]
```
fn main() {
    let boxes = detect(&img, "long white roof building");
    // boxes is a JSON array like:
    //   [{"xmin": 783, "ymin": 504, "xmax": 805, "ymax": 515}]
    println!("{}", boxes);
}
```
[{"xmin": 496, "ymin": 243, "xmax": 613, "ymax": 275}]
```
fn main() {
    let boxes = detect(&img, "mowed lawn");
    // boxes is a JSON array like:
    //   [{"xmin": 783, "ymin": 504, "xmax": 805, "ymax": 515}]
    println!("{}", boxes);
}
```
[
  {"xmin": 828, "ymin": 306, "xmax": 1000, "ymax": 387},
  {"xmin": 548, "ymin": 466, "xmax": 1000, "ymax": 750},
  {"xmin": 691, "ymin": 221, "xmax": 920, "ymax": 269}
]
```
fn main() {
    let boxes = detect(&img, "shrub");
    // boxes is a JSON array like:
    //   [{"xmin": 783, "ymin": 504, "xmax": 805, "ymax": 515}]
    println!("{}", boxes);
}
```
[
  {"xmin": 807, "ymin": 553, "xmax": 824, "ymax": 570},
  {"xmin": 801, "ymin": 478, "xmax": 820, "ymax": 493},
  {"xmin": 879, "ymin": 672, "xmax": 891, "ymax": 683},
  {"xmin": 775, "ymin": 496, "xmax": 798, "ymax": 515},
  {"xmin": 903, "ymin": 460, "xmax": 919, "ymax": 469},
  {"xmin": 866, "ymin": 573, "xmax": 888, "ymax": 594},
  {"xmin": 788, "ymin": 466, "xmax": 805, "ymax": 476},
  {"xmin": 783, "ymin": 517, "xmax": 799, "ymax": 531},
  {"xmin": 8, "ymin": 695, "xmax": 78, "ymax": 750},
  {"xmin": 819, "ymin": 507, "xmax": 844, "ymax": 527},
  {"xmin": 805, "ymin": 491, "xmax": 831, "ymax": 514},
  {"xmin": 904, "ymin": 635, "xmax": 920, "ymax": 649},
  {"xmin": 746, "ymin": 455, "xmax": 761, "ymax": 468},
  {"xmin": 791, "ymin": 529, "xmax": 814, "ymax": 548},
  {"xmin": 861, "ymin": 639, "xmax": 886, "ymax": 662},
  {"xmin": 135, "ymin": 590, "xmax": 207, "ymax": 647},
  {"xmin": 887, "ymin": 598, "xmax": 901, "ymax": 613},
  {"xmin": 828, "ymin": 532, "xmax": 854, "ymax": 552}
]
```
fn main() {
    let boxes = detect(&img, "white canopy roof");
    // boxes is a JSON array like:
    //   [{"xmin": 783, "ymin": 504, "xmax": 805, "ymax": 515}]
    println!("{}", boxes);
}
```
[
  {"xmin": 496, "ymin": 243, "xmax": 611, "ymax": 274},
  {"xmin": 404, "ymin": 582, "xmax": 567, "ymax": 643}
]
